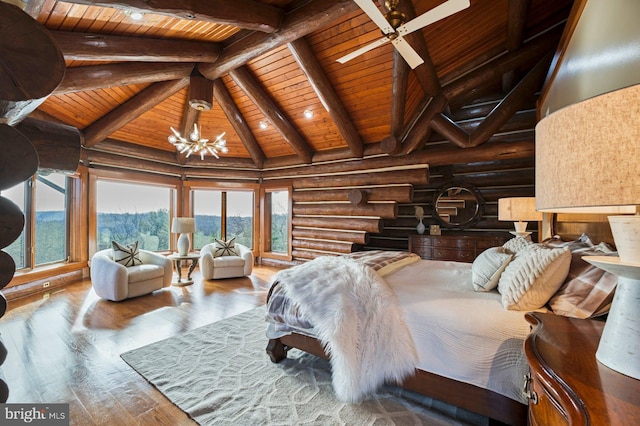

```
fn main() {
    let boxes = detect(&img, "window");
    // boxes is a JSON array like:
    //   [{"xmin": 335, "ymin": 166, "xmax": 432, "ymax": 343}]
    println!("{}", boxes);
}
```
[
  {"xmin": 192, "ymin": 190, "xmax": 222, "ymax": 249},
  {"xmin": 96, "ymin": 180, "xmax": 171, "ymax": 251},
  {"xmin": 192, "ymin": 189, "xmax": 254, "ymax": 249},
  {"xmin": 2, "ymin": 172, "xmax": 70, "ymax": 269},
  {"xmin": 260, "ymin": 186, "xmax": 291, "ymax": 258},
  {"xmin": 35, "ymin": 173, "xmax": 68, "ymax": 265},
  {"xmin": 226, "ymin": 191, "xmax": 254, "ymax": 248}
]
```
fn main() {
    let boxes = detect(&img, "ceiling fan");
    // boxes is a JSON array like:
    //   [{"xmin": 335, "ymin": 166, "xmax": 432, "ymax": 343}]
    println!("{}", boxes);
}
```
[{"xmin": 337, "ymin": 0, "xmax": 470, "ymax": 69}]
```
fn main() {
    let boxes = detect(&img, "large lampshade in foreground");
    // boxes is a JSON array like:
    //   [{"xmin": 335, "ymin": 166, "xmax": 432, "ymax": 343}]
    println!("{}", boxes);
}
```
[
  {"xmin": 172, "ymin": 217, "xmax": 195, "ymax": 256},
  {"xmin": 536, "ymin": 83, "xmax": 640, "ymax": 380},
  {"xmin": 498, "ymin": 197, "xmax": 542, "ymax": 236}
]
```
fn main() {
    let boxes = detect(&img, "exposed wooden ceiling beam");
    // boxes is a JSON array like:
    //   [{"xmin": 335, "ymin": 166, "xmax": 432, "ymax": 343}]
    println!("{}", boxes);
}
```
[
  {"xmin": 506, "ymin": 0, "xmax": 531, "ymax": 52},
  {"xmin": 55, "ymin": 0, "xmax": 284, "ymax": 33},
  {"xmin": 198, "ymin": 0, "xmax": 358, "ymax": 80},
  {"xmin": 288, "ymin": 38, "xmax": 363, "ymax": 158},
  {"xmin": 396, "ymin": 0, "xmax": 441, "ymax": 97},
  {"xmin": 432, "ymin": 55, "xmax": 551, "ymax": 149},
  {"xmin": 54, "ymin": 63, "xmax": 195, "ymax": 94},
  {"xmin": 381, "ymin": 48, "xmax": 412, "ymax": 156},
  {"xmin": 50, "ymin": 31, "xmax": 221, "ymax": 62},
  {"xmin": 175, "ymin": 99, "xmax": 201, "ymax": 166},
  {"xmin": 390, "ymin": 49, "xmax": 410, "ymax": 140},
  {"xmin": 83, "ymin": 78, "xmax": 189, "ymax": 148},
  {"xmin": 443, "ymin": 29, "xmax": 561, "ymax": 101},
  {"xmin": 229, "ymin": 66, "xmax": 313, "ymax": 164},
  {"xmin": 89, "ymin": 139, "xmax": 179, "ymax": 164},
  {"xmin": 212, "ymin": 79, "xmax": 265, "ymax": 169},
  {"xmin": 401, "ymin": 94, "xmax": 448, "ymax": 154},
  {"xmin": 470, "ymin": 54, "xmax": 550, "ymax": 147},
  {"xmin": 503, "ymin": 0, "xmax": 531, "ymax": 92}
]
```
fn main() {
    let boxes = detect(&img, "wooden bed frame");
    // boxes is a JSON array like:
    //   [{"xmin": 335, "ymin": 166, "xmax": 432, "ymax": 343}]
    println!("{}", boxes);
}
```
[
  {"xmin": 266, "ymin": 334, "xmax": 527, "ymax": 426},
  {"xmin": 265, "ymin": 214, "xmax": 613, "ymax": 426}
]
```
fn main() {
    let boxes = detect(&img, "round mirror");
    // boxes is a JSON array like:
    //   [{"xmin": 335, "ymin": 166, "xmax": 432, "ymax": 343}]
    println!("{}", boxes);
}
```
[{"xmin": 433, "ymin": 184, "xmax": 483, "ymax": 229}]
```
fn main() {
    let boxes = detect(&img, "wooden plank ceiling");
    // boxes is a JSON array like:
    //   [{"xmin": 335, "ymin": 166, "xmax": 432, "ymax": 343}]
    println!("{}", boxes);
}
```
[{"xmin": 26, "ymin": 0, "xmax": 573, "ymax": 169}]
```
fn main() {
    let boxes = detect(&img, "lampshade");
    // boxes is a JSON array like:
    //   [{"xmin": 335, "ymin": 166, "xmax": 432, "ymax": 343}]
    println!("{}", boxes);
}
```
[
  {"xmin": 171, "ymin": 217, "xmax": 195, "ymax": 234},
  {"xmin": 536, "ymin": 84, "xmax": 640, "ymax": 214},
  {"xmin": 535, "ymin": 83, "xmax": 640, "ymax": 381},
  {"xmin": 498, "ymin": 198, "xmax": 542, "ymax": 222}
]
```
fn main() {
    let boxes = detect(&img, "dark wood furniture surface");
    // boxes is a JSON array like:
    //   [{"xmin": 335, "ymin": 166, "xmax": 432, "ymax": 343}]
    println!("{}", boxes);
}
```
[
  {"xmin": 408, "ymin": 234, "xmax": 506, "ymax": 263},
  {"xmin": 524, "ymin": 312, "xmax": 640, "ymax": 426}
]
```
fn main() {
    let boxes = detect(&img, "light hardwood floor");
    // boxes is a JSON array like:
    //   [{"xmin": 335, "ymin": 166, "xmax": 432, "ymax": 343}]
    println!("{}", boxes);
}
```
[{"xmin": 0, "ymin": 265, "xmax": 281, "ymax": 425}]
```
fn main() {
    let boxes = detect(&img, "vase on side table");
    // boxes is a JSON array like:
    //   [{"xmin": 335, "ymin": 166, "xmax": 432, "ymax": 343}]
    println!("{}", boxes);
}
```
[{"xmin": 417, "ymin": 219, "xmax": 426, "ymax": 235}]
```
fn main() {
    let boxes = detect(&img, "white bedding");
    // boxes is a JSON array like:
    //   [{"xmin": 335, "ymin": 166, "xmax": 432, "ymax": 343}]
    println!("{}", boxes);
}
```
[
  {"xmin": 386, "ymin": 259, "xmax": 536, "ymax": 404},
  {"xmin": 266, "ymin": 257, "xmax": 539, "ymax": 404}
]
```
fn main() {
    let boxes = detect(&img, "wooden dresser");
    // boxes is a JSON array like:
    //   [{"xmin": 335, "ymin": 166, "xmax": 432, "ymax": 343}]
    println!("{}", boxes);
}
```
[
  {"xmin": 408, "ymin": 234, "xmax": 506, "ymax": 263},
  {"xmin": 524, "ymin": 312, "xmax": 640, "ymax": 425}
]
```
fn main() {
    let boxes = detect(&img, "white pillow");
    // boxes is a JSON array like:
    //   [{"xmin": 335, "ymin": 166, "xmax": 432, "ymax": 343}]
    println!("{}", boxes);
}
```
[
  {"xmin": 112, "ymin": 240, "xmax": 143, "ymax": 267},
  {"xmin": 212, "ymin": 237, "xmax": 239, "ymax": 257},
  {"xmin": 502, "ymin": 236, "xmax": 534, "ymax": 254},
  {"xmin": 498, "ymin": 245, "xmax": 571, "ymax": 311},
  {"xmin": 472, "ymin": 247, "xmax": 513, "ymax": 292}
]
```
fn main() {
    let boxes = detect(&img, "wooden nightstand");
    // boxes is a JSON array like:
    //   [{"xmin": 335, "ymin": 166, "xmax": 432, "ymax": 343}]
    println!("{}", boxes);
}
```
[
  {"xmin": 524, "ymin": 312, "xmax": 640, "ymax": 425},
  {"xmin": 408, "ymin": 234, "xmax": 506, "ymax": 263}
]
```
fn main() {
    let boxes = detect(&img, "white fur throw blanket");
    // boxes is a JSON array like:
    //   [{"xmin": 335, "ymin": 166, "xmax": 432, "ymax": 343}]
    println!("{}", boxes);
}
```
[{"xmin": 272, "ymin": 256, "xmax": 418, "ymax": 402}]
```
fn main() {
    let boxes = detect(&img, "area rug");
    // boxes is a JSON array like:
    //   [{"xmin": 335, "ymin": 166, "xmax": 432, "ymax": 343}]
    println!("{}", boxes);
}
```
[{"xmin": 121, "ymin": 307, "xmax": 486, "ymax": 425}]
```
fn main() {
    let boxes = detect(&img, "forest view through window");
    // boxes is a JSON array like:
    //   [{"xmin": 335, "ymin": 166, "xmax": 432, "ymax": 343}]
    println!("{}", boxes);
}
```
[
  {"xmin": 96, "ymin": 180, "xmax": 171, "ymax": 251},
  {"xmin": 268, "ymin": 189, "xmax": 289, "ymax": 254},
  {"xmin": 192, "ymin": 190, "xmax": 254, "ymax": 249},
  {"xmin": 2, "ymin": 172, "xmax": 69, "ymax": 269}
]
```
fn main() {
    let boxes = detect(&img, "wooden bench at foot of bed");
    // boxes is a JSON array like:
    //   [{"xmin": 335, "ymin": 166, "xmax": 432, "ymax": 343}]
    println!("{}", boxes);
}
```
[{"xmin": 266, "ymin": 335, "xmax": 527, "ymax": 426}]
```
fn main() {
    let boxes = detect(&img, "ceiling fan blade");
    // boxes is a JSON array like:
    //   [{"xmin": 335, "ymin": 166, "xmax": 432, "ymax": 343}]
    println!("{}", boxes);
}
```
[
  {"xmin": 399, "ymin": 0, "xmax": 470, "ymax": 36},
  {"xmin": 337, "ymin": 37, "xmax": 391, "ymax": 64},
  {"xmin": 391, "ymin": 37, "xmax": 424, "ymax": 69},
  {"xmin": 353, "ymin": 0, "xmax": 395, "ymax": 34}
]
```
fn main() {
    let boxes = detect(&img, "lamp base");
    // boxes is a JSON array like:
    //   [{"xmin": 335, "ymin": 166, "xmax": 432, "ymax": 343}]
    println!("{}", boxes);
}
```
[
  {"xmin": 584, "ymin": 256, "xmax": 640, "ymax": 380},
  {"xmin": 510, "ymin": 231, "xmax": 532, "ymax": 238},
  {"xmin": 177, "ymin": 233, "xmax": 191, "ymax": 256},
  {"xmin": 513, "ymin": 221, "xmax": 529, "ymax": 233}
]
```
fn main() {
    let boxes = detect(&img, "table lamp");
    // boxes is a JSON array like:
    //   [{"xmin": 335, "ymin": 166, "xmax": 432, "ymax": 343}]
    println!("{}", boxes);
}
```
[
  {"xmin": 536, "ymin": 83, "xmax": 640, "ymax": 380},
  {"xmin": 498, "ymin": 197, "xmax": 542, "ymax": 237},
  {"xmin": 172, "ymin": 217, "xmax": 195, "ymax": 256}
]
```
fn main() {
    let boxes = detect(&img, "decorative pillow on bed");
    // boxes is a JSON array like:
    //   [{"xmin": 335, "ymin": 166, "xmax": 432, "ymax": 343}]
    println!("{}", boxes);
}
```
[
  {"xmin": 112, "ymin": 240, "xmax": 143, "ymax": 267},
  {"xmin": 502, "ymin": 236, "xmax": 534, "ymax": 254},
  {"xmin": 547, "ymin": 238, "xmax": 618, "ymax": 319},
  {"xmin": 497, "ymin": 245, "xmax": 571, "ymax": 311},
  {"xmin": 213, "ymin": 237, "xmax": 239, "ymax": 257},
  {"xmin": 472, "ymin": 247, "xmax": 514, "ymax": 292}
]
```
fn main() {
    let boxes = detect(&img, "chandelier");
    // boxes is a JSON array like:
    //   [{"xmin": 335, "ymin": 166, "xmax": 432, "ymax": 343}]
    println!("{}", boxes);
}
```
[{"xmin": 168, "ymin": 123, "xmax": 228, "ymax": 160}]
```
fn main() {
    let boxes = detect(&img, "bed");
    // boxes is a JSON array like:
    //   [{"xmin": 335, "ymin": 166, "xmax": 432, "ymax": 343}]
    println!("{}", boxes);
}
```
[{"xmin": 264, "ymin": 228, "xmax": 618, "ymax": 426}]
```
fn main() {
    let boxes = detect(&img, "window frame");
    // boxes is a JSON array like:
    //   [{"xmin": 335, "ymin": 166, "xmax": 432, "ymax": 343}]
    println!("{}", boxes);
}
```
[
  {"xmin": 88, "ymin": 169, "xmax": 178, "ymax": 257},
  {"xmin": 259, "ymin": 183, "xmax": 292, "ymax": 262},
  {"xmin": 184, "ymin": 181, "xmax": 259, "ymax": 252},
  {"xmin": 2, "ymin": 172, "xmax": 76, "ymax": 271}
]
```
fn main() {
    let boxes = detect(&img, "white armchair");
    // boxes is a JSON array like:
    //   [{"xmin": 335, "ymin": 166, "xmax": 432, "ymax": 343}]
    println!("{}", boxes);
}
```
[
  {"xmin": 200, "ymin": 243, "xmax": 253, "ymax": 280},
  {"xmin": 89, "ymin": 249, "xmax": 172, "ymax": 301}
]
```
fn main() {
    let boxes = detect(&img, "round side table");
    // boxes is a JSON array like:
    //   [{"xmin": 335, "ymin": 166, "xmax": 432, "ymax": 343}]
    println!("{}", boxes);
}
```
[{"xmin": 167, "ymin": 253, "xmax": 200, "ymax": 286}]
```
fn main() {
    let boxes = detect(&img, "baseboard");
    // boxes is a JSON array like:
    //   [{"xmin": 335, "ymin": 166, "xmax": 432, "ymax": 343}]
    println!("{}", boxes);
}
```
[{"xmin": 2, "ymin": 270, "xmax": 84, "ymax": 301}]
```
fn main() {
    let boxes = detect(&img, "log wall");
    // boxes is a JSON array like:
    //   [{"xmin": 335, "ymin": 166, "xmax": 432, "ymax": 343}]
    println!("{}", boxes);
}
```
[
  {"xmin": 65, "ymin": 94, "xmax": 536, "ymax": 266},
  {"xmin": 272, "ymin": 161, "xmax": 429, "ymax": 262},
  {"xmin": 371, "ymin": 157, "xmax": 536, "ymax": 252},
  {"xmin": 260, "ymin": 95, "xmax": 537, "ymax": 264}
]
